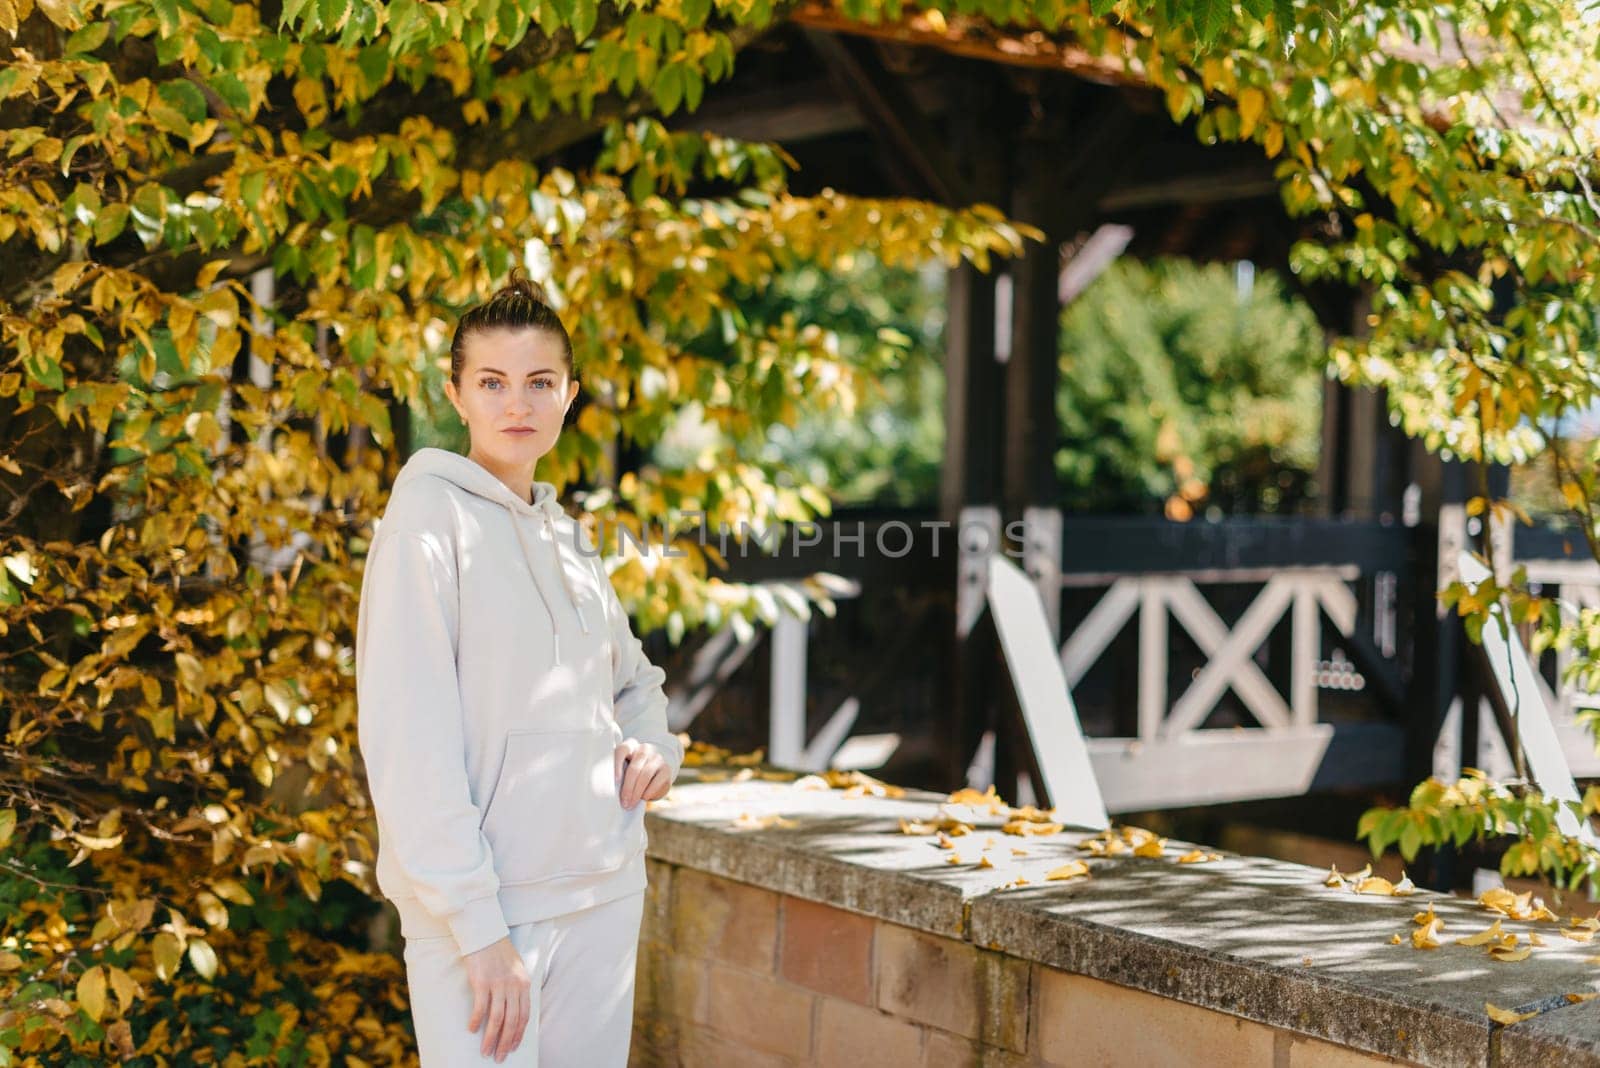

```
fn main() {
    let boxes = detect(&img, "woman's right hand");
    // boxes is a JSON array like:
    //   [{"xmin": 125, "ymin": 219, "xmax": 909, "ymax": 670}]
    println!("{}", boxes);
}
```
[{"xmin": 463, "ymin": 935, "xmax": 531, "ymax": 1062}]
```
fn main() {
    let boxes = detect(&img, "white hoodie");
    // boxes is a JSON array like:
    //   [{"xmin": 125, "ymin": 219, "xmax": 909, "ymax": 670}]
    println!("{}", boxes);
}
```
[{"xmin": 355, "ymin": 447, "xmax": 683, "ymax": 957}]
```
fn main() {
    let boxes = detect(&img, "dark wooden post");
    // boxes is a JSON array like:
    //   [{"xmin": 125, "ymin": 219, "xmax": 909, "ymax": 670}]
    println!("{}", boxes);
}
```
[
  {"xmin": 939, "ymin": 70, "xmax": 1010, "ymax": 789},
  {"xmin": 1405, "ymin": 445, "xmax": 1468, "ymax": 887}
]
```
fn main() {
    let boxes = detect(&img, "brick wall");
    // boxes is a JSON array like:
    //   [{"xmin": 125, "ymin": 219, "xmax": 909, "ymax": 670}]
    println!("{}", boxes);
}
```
[{"xmin": 629, "ymin": 859, "xmax": 1400, "ymax": 1068}]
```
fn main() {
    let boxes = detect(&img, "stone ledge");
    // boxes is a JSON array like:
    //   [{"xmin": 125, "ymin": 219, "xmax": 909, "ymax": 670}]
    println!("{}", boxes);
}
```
[{"xmin": 643, "ymin": 772, "xmax": 1600, "ymax": 1067}]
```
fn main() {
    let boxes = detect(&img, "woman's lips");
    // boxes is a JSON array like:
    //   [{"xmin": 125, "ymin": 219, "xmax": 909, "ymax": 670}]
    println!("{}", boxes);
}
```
[{"xmin": 503, "ymin": 428, "xmax": 536, "ymax": 436}]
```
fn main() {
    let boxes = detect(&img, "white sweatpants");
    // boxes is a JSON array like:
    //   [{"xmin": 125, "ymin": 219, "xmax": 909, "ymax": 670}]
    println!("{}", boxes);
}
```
[{"xmin": 402, "ymin": 889, "xmax": 646, "ymax": 1067}]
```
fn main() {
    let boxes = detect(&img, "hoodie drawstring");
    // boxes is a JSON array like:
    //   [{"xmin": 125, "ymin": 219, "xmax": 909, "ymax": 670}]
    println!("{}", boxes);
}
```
[
  {"xmin": 544, "ymin": 510, "xmax": 592, "ymax": 637},
  {"xmin": 508, "ymin": 504, "xmax": 591, "ymax": 665}
]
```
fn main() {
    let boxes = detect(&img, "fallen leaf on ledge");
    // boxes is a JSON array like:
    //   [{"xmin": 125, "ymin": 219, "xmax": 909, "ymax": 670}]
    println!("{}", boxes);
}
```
[
  {"xmin": 1490, "ymin": 946, "xmax": 1533, "ymax": 963},
  {"xmin": 1530, "ymin": 932, "xmax": 1547, "ymax": 947},
  {"xmin": 1412, "ymin": 917, "xmax": 1444, "ymax": 950},
  {"xmin": 1566, "ymin": 993, "xmax": 1600, "ymax": 1004},
  {"xmin": 1133, "ymin": 837, "xmax": 1166, "ymax": 859},
  {"xmin": 977, "ymin": 856, "xmax": 995, "ymax": 870},
  {"xmin": 1355, "ymin": 876, "xmax": 1397, "ymax": 896},
  {"xmin": 1002, "ymin": 819, "xmax": 1064, "ymax": 837},
  {"xmin": 1562, "ymin": 928, "xmax": 1596, "ymax": 944},
  {"xmin": 1486, "ymin": 1003, "xmax": 1539, "ymax": 1024},
  {"xmin": 1457, "ymin": 919, "xmax": 1505, "ymax": 947},
  {"xmin": 729, "ymin": 812, "xmax": 798, "ymax": 831},
  {"xmin": 1389, "ymin": 933, "xmax": 1403, "ymax": 945},
  {"xmin": 1177, "ymin": 850, "xmax": 1221, "ymax": 864},
  {"xmin": 1412, "ymin": 905, "xmax": 1437, "ymax": 927},
  {"xmin": 1046, "ymin": 860, "xmax": 1091, "ymax": 882},
  {"xmin": 945, "ymin": 785, "xmax": 1007, "ymax": 813},
  {"xmin": 1324, "ymin": 863, "xmax": 1371, "ymax": 889}
]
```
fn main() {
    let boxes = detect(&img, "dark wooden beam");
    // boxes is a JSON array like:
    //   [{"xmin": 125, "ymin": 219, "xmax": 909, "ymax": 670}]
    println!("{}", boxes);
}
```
[
  {"xmin": 1099, "ymin": 168, "xmax": 1278, "ymax": 212},
  {"xmin": 802, "ymin": 30, "xmax": 974, "ymax": 205},
  {"xmin": 672, "ymin": 77, "xmax": 948, "ymax": 143}
]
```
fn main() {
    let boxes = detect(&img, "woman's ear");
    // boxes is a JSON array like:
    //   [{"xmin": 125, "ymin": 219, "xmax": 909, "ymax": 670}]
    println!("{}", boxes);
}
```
[{"xmin": 565, "ymin": 377, "xmax": 579, "ymax": 414}]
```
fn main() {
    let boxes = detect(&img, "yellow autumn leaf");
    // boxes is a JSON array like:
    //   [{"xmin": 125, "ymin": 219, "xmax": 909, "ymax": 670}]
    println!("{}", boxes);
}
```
[
  {"xmin": 1355, "ymin": 876, "xmax": 1396, "ymax": 896},
  {"xmin": 1562, "ymin": 928, "xmax": 1595, "ymax": 943},
  {"xmin": 1530, "ymin": 932, "xmax": 1547, "ymax": 947},
  {"xmin": 1486, "ymin": 1002, "xmax": 1539, "ymax": 1024},
  {"xmin": 1177, "ymin": 850, "xmax": 1221, "ymax": 863},
  {"xmin": 195, "ymin": 892, "xmax": 228, "ymax": 930},
  {"xmin": 187, "ymin": 939, "xmax": 218, "ymax": 980},
  {"xmin": 1007, "ymin": 804, "xmax": 1057, "ymax": 823},
  {"xmin": 945, "ymin": 785, "xmax": 1005, "ymax": 812},
  {"xmin": 71, "ymin": 829, "xmax": 124, "ymax": 851},
  {"xmin": 107, "ymin": 965, "xmax": 137, "ymax": 1014},
  {"xmin": 1389, "ymin": 933, "xmax": 1402, "ymax": 945},
  {"xmin": 210, "ymin": 879, "xmax": 254, "ymax": 906},
  {"xmin": 1133, "ymin": 837, "xmax": 1166, "ymax": 858},
  {"xmin": 1411, "ymin": 917, "xmax": 1443, "ymax": 949},
  {"xmin": 151, "ymin": 932, "xmax": 183, "ymax": 981},
  {"xmin": 899, "ymin": 818, "xmax": 938, "ymax": 836},
  {"xmin": 1412, "ymin": 905, "xmax": 1436, "ymax": 926},
  {"xmin": 1002, "ymin": 819, "xmax": 1063, "ymax": 837},
  {"xmin": 1490, "ymin": 946, "xmax": 1533, "ymax": 963},
  {"xmin": 1457, "ymin": 919, "xmax": 1505, "ymax": 946},
  {"xmin": 1046, "ymin": 860, "xmax": 1090, "ymax": 881},
  {"xmin": 729, "ymin": 812, "xmax": 796, "ymax": 831},
  {"xmin": 1566, "ymin": 993, "xmax": 1599, "ymax": 1004},
  {"xmin": 977, "ymin": 855, "xmax": 994, "ymax": 870},
  {"xmin": 76, "ymin": 965, "xmax": 107, "ymax": 1021},
  {"xmin": 946, "ymin": 853, "xmax": 964, "ymax": 865}
]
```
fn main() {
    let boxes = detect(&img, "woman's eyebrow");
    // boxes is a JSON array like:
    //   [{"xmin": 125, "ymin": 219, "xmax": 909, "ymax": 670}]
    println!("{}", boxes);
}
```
[{"xmin": 476, "ymin": 367, "xmax": 560, "ymax": 376}]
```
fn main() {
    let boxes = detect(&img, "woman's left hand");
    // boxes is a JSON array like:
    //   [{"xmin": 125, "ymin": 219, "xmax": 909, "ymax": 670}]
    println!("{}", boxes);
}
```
[{"xmin": 613, "ymin": 738, "xmax": 671, "ymax": 810}]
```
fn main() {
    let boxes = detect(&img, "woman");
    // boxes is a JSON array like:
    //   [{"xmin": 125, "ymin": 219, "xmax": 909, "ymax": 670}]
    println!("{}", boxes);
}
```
[{"xmin": 354, "ymin": 273, "xmax": 683, "ymax": 1065}]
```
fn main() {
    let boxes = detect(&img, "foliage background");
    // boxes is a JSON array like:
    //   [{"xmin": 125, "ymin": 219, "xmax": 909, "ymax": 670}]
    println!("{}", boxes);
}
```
[{"xmin": 6, "ymin": 0, "xmax": 1600, "ymax": 1060}]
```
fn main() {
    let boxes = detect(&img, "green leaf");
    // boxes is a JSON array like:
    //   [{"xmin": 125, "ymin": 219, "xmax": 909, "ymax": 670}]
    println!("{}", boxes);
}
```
[
  {"xmin": 158, "ymin": 80, "xmax": 209, "ymax": 124},
  {"xmin": 65, "ymin": 22, "xmax": 110, "ymax": 55},
  {"xmin": 571, "ymin": 0, "xmax": 598, "ymax": 40},
  {"xmin": 653, "ymin": 64, "xmax": 684, "ymax": 116},
  {"xmin": 92, "ymin": 203, "xmax": 128, "ymax": 244}
]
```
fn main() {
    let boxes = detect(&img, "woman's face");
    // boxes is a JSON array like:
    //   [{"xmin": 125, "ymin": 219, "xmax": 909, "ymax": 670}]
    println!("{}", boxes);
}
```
[{"xmin": 444, "ymin": 327, "xmax": 579, "ymax": 469}]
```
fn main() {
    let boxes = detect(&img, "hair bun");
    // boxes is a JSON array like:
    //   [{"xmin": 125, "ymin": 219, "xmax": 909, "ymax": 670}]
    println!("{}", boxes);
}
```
[{"xmin": 495, "ymin": 266, "xmax": 551, "ymax": 306}]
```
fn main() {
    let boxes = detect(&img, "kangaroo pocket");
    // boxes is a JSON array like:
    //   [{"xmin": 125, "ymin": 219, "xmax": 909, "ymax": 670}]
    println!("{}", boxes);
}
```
[{"xmin": 479, "ymin": 727, "xmax": 645, "ymax": 886}]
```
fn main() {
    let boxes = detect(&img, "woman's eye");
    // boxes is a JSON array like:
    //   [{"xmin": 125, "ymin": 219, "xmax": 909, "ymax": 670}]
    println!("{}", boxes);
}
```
[{"xmin": 482, "ymin": 379, "xmax": 501, "ymax": 390}]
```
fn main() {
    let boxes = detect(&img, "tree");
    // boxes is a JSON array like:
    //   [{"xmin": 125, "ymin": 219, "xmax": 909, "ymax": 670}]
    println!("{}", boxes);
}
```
[
  {"xmin": 6, "ymin": 0, "xmax": 1600, "ymax": 1058},
  {"xmin": 0, "ymin": 1, "xmax": 1032, "ymax": 1059},
  {"xmin": 1055, "ymin": 257, "xmax": 1323, "ymax": 517}
]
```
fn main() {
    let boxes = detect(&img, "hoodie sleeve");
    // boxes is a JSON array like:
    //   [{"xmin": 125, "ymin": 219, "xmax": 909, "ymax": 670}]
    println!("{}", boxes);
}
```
[
  {"xmin": 355, "ymin": 529, "xmax": 510, "ymax": 957},
  {"xmin": 595, "ymin": 561, "xmax": 684, "ymax": 781}
]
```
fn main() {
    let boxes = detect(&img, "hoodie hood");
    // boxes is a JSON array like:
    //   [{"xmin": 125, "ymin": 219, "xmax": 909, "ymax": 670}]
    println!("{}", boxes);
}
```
[{"xmin": 392, "ymin": 447, "xmax": 591, "ymax": 662}]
